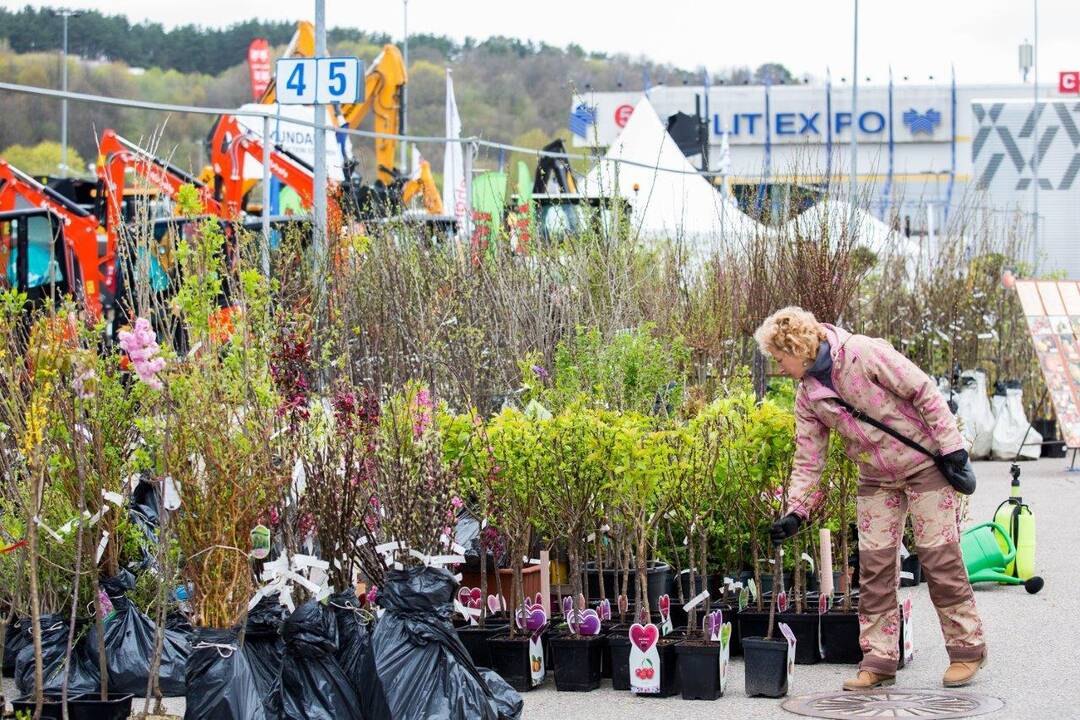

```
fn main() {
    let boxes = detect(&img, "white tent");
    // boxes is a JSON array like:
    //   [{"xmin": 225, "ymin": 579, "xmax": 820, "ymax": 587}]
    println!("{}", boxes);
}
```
[
  {"xmin": 581, "ymin": 98, "xmax": 765, "ymax": 253},
  {"xmin": 783, "ymin": 199, "xmax": 899, "ymax": 254}
]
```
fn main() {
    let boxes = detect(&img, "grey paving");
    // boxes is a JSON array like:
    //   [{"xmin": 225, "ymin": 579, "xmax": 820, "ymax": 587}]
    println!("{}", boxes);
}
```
[
  {"xmin": 4, "ymin": 459, "xmax": 1076, "ymax": 719},
  {"xmin": 518, "ymin": 458, "xmax": 1078, "ymax": 719}
]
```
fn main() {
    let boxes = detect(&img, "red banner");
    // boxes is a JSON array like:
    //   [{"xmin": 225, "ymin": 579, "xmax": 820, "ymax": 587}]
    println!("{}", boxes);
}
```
[{"xmin": 247, "ymin": 38, "xmax": 272, "ymax": 101}]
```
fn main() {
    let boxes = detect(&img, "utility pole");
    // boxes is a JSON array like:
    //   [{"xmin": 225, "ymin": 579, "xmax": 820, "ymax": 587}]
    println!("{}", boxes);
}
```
[
  {"xmin": 55, "ymin": 8, "xmax": 82, "ymax": 177},
  {"xmin": 849, "ymin": 0, "xmax": 859, "ymax": 211},
  {"xmin": 313, "ymin": 0, "xmax": 327, "ymax": 274},
  {"xmin": 401, "ymin": 0, "xmax": 410, "ymax": 174},
  {"xmin": 1032, "ymin": 0, "xmax": 1040, "ymax": 268}
]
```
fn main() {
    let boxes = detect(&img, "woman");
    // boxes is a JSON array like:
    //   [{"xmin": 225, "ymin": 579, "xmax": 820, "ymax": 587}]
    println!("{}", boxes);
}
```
[{"xmin": 755, "ymin": 306, "xmax": 986, "ymax": 691}]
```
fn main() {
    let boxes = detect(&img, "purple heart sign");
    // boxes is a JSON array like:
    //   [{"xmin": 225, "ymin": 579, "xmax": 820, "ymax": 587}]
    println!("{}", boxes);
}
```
[
  {"xmin": 561, "ymin": 595, "xmax": 573, "ymax": 618},
  {"xmin": 516, "ymin": 604, "xmax": 548, "ymax": 632}
]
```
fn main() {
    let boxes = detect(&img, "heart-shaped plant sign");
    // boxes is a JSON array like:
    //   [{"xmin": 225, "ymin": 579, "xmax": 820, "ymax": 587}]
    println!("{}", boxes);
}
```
[
  {"xmin": 561, "ymin": 595, "xmax": 574, "ymax": 618},
  {"xmin": 533, "ymin": 592, "xmax": 543, "ymax": 609},
  {"xmin": 704, "ymin": 609, "xmax": 722, "ymax": 640},
  {"xmin": 487, "ymin": 593, "xmax": 506, "ymax": 615},
  {"xmin": 577, "ymin": 593, "xmax": 587, "ymax": 611},
  {"xmin": 598, "ymin": 599, "xmax": 611, "ymax": 621},
  {"xmin": 457, "ymin": 586, "xmax": 482, "ymax": 609},
  {"xmin": 515, "ymin": 603, "xmax": 547, "ymax": 633},
  {"xmin": 818, "ymin": 593, "xmax": 828, "ymax": 616},
  {"xmin": 629, "ymin": 623, "xmax": 659, "ymax": 654},
  {"xmin": 777, "ymin": 590, "xmax": 788, "ymax": 614},
  {"xmin": 658, "ymin": 594, "xmax": 671, "ymax": 620},
  {"xmin": 617, "ymin": 594, "xmax": 628, "ymax": 615},
  {"xmin": 637, "ymin": 606, "xmax": 649, "ymax": 624},
  {"xmin": 568, "ymin": 608, "xmax": 602, "ymax": 636}
]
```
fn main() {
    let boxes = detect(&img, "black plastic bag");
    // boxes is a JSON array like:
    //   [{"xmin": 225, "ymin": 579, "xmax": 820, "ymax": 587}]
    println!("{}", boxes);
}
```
[
  {"xmin": 265, "ymin": 600, "xmax": 363, "ymax": 720},
  {"xmin": 3, "ymin": 616, "xmax": 30, "ymax": 677},
  {"xmin": 15, "ymin": 613, "xmax": 100, "ymax": 696},
  {"xmin": 360, "ymin": 566, "xmax": 522, "ymax": 720},
  {"xmin": 85, "ymin": 571, "xmax": 189, "ymax": 696},
  {"xmin": 243, "ymin": 596, "xmax": 286, "ymax": 697},
  {"xmin": 327, "ymin": 589, "xmax": 371, "ymax": 694},
  {"xmin": 185, "ymin": 627, "xmax": 266, "ymax": 720}
]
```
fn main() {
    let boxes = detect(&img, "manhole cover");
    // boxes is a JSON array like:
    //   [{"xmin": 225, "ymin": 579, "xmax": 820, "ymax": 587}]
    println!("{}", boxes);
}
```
[{"xmin": 782, "ymin": 688, "xmax": 1004, "ymax": 719}]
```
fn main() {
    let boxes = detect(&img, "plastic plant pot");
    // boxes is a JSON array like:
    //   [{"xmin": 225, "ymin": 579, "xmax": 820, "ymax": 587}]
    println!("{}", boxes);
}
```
[
  {"xmin": 68, "ymin": 693, "xmax": 135, "ymax": 720},
  {"xmin": 675, "ymin": 641, "xmax": 721, "ymax": 700},
  {"xmin": 550, "ymin": 634, "xmax": 605, "ymax": 692},
  {"xmin": 488, "ymin": 634, "xmax": 539, "ymax": 692},
  {"xmin": 607, "ymin": 631, "xmax": 632, "ymax": 691},
  {"xmin": 820, "ymin": 610, "xmax": 862, "ymax": 664},
  {"xmin": 742, "ymin": 636, "xmax": 790, "ymax": 698},
  {"xmin": 456, "ymin": 622, "xmax": 507, "ymax": 668},
  {"xmin": 776, "ymin": 612, "xmax": 821, "ymax": 664},
  {"xmin": 13, "ymin": 695, "xmax": 66, "ymax": 720}
]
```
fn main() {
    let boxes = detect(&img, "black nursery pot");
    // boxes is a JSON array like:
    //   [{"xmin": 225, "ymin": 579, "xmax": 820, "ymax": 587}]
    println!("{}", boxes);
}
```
[
  {"xmin": 776, "ymin": 612, "xmax": 821, "ymax": 664},
  {"xmin": 68, "ymin": 693, "xmax": 135, "ymax": 720},
  {"xmin": 488, "ymin": 633, "xmax": 541, "ymax": 692},
  {"xmin": 456, "ymin": 621, "xmax": 507, "ymax": 668},
  {"xmin": 675, "ymin": 641, "xmax": 721, "ymax": 700},
  {"xmin": 607, "ymin": 631, "xmax": 632, "ymax": 691},
  {"xmin": 550, "ymin": 634, "xmax": 605, "ymax": 692},
  {"xmin": 742, "ymin": 637, "xmax": 790, "ymax": 698},
  {"xmin": 900, "ymin": 554, "xmax": 922, "ymax": 587},
  {"xmin": 820, "ymin": 610, "xmax": 863, "ymax": 664},
  {"xmin": 13, "ymin": 695, "xmax": 66, "ymax": 720},
  {"xmin": 647, "ymin": 638, "xmax": 682, "ymax": 698}
]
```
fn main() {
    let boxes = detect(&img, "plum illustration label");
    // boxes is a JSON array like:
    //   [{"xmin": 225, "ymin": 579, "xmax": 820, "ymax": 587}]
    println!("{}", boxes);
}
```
[{"xmin": 779, "ymin": 621, "xmax": 797, "ymax": 693}]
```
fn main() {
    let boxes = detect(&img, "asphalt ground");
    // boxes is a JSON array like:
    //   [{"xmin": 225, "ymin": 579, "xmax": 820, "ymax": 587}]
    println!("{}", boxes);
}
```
[{"xmin": 4, "ymin": 458, "xmax": 1075, "ymax": 719}]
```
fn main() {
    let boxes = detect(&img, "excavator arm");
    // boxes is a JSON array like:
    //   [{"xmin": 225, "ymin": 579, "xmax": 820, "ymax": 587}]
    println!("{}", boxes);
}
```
[
  {"xmin": 402, "ymin": 160, "xmax": 445, "ymax": 215},
  {"xmin": 336, "ymin": 45, "xmax": 406, "ymax": 188},
  {"xmin": 207, "ymin": 115, "xmax": 315, "ymax": 218},
  {"xmin": 0, "ymin": 159, "xmax": 105, "ymax": 318}
]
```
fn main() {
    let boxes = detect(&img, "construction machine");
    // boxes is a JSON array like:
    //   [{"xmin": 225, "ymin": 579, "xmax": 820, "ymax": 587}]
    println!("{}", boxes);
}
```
[
  {"xmin": 245, "ymin": 24, "xmax": 443, "ymax": 219},
  {"xmin": 0, "ymin": 159, "xmax": 107, "ymax": 318}
]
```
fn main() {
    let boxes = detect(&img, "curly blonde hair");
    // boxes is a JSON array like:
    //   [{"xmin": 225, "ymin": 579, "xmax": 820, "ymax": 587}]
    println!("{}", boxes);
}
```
[{"xmin": 753, "ymin": 306, "xmax": 826, "ymax": 362}]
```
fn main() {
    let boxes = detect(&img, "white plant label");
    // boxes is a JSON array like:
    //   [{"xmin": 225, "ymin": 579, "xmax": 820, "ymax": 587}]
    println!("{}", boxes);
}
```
[
  {"xmin": 163, "ymin": 476, "xmax": 181, "ymax": 511},
  {"xmin": 902, "ymin": 598, "xmax": 914, "ymax": 664},
  {"xmin": 528, "ymin": 633, "xmax": 545, "ymax": 687},
  {"xmin": 683, "ymin": 590, "xmax": 710, "ymax": 611},
  {"xmin": 779, "ymin": 621, "xmax": 797, "ymax": 692},
  {"xmin": 629, "ymin": 623, "xmax": 661, "ymax": 694},
  {"xmin": 719, "ymin": 621, "xmax": 732, "ymax": 696}
]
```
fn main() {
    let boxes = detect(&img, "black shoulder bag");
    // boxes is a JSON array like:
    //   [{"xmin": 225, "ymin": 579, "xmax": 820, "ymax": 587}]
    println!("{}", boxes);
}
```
[{"xmin": 828, "ymin": 397, "xmax": 976, "ymax": 495}]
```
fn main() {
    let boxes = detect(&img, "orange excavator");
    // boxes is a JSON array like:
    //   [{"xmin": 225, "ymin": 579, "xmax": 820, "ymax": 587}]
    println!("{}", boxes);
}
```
[{"xmin": 0, "ymin": 159, "xmax": 106, "ymax": 318}]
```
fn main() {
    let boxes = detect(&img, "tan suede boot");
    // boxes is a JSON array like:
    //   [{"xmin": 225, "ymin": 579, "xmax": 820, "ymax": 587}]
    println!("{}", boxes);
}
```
[
  {"xmin": 942, "ymin": 657, "xmax": 986, "ymax": 687},
  {"xmin": 843, "ymin": 670, "xmax": 896, "ymax": 691}
]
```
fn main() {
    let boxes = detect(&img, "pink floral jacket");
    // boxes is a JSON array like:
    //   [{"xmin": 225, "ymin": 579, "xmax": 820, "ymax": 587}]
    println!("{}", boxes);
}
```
[{"xmin": 787, "ymin": 324, "xmax": 965, "ymax": 519}]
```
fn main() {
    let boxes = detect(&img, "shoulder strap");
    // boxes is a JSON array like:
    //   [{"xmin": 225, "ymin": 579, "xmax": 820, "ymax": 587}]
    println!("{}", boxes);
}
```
[{"xmin": 827, "ymin": 397, "xmax": 937, "ymax": 460}]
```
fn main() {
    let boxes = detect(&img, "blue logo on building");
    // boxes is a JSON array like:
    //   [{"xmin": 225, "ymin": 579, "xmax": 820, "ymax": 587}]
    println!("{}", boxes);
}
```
[
  {"xmin": 902, "ymin": 108, "xmax": 942, "ymax": 135},
  {"xmin": 569, "ymin": 103, "xmax": 597, "ymax": 138}
]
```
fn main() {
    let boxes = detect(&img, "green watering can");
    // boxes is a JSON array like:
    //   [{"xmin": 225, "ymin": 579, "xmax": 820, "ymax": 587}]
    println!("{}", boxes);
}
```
[{"xmin": 960, "ymin": 522, "xmax": 1043, "ymax": 594}]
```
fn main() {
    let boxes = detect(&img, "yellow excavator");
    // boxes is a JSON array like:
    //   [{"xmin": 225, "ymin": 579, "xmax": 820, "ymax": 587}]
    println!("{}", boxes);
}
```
[{"xmin": 254, "ymin": 22, "xmax": 443, "ymax": 216}]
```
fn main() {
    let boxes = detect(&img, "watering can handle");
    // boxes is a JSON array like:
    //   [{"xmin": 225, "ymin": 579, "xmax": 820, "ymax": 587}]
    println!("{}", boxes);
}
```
[{"xmin": 965, "ymin": 521, "xmax": 1017, "ymax": 564}]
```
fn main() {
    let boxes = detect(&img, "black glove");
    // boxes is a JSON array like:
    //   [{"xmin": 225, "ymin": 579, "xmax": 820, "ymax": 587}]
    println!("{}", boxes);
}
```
[
  {"xmin": 941, "ymin": 448, "xmax": 969, "ymax": 470},
  {"xmin": 769, "ymin": 513, "xmax": 802, "ymax": 546}
]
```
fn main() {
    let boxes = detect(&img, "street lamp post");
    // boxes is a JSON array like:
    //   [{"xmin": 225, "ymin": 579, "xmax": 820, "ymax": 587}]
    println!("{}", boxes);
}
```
[
  {"xmin": 1032, "ymin": 0, "xmax": 1040, "ymax": 268},
  {"xmin": 54, "ymin": 8, "xmax": 83, "ymax": 178},
  {"xmin": 849, "ymin": 0, "xmax": 859, "ymax": 213},
  {"xmin": 401, "ymin": 0, "xmax": 409, "ymax": 174}
]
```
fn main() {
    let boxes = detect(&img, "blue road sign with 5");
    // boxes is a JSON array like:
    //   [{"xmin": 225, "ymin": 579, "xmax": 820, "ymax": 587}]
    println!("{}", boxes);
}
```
[
  {"xmin": 275, "ymin": 57, "xmax": 364, "ymax": 105},
  {"xmin": 317, "ymin": 58, "xmax": 363, "ymax": 104}
]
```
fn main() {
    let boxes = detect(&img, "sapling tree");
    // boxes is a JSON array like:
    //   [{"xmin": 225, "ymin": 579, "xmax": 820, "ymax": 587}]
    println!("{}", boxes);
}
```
[
  {"xmin": 536, "ymin": 406, "xmax": 611, "ymax": 631},
  {"xmin": 485, "ymin": 408, "xmax": 543, "ymax": 637},
  {"xmin": 663, "ymin": 420, "xmax": 721, "ymax": 637},
  {"xmin": 823, "ymin": 432, "xmax": 859, "ymax": 612}
]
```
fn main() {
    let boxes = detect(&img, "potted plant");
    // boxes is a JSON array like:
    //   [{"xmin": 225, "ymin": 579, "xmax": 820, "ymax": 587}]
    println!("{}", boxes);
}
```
[
  {"xmin": 668, "ymin": 420, "xmax": 725, "ymax": 700},
  {"xmin": 819, "ymin": 434, "xmax": 863, "ymax": 663},
  {"xmin": 535, "ymin": 406, "xmax": 609, "ymax": 692}
]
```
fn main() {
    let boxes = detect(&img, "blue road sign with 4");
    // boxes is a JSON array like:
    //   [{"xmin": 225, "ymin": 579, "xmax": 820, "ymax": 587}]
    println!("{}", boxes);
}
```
[{"xmin": 277, "ymin": 58, "xmax": 316, "ymax": 104}]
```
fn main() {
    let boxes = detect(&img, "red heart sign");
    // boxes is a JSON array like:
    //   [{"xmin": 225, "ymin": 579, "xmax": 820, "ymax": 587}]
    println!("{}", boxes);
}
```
[
  {"xmin": 658, "ymin": 594, "xmax": 671, "ymax": 618},
  {"xmin": 629, "ymin": 623, "xmax": 659, "ymax": 653}
]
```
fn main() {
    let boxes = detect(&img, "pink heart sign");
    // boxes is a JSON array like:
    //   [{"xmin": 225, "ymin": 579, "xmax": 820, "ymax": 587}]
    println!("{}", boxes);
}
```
[
  {"xmin": 598, "ymin": 599, "xmax": 611, "ymax": 621},
  {"xmin": 617, "ymin": 595, "xmax": 628, "ymax": 615},
  {"xmin": 568, "ymin": 608, "xmax": 602, "ymax": 636},
  {"xmin": 487, "ymin": 594, "xmax": 506, "ymax": 615},
  {"xmin": 516, "ymin": 604, "xmax": 547, "ymax": 632},
  {"xmin": 457, "ymin": 587, "xmax": 482, "ymax": 609},
  {"xmin": 629, "ymin": 623, "xmax": 659, "ymax": 654},
  {"xmin": 658, "ymin": 594, "xmax": 671, "ymax": 619}
]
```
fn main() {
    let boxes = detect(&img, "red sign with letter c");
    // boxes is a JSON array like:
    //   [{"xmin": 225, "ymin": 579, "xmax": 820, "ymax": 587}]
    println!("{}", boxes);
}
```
[
  {"xmin": 1060, "ymin": 71, "xmax": 1080, "ymax": 94},
  {"xmin": 614, "ymin": 104, "xmax": 634, "ymax": 128}
]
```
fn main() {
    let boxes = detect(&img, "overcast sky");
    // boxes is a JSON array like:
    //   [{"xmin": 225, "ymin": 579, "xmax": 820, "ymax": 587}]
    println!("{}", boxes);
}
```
[{"xmin": 22, "ymin": 0, "xmax": 1079, "ymax": 85}]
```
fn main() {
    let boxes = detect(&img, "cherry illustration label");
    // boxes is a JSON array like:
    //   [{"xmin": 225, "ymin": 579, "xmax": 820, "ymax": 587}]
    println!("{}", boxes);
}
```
[
  {"xmin": 628, "ymin": 623, "xmax": 661, "ymax": 694},
  {"xmin": 902, "ymin": 598, "xmax": 914, "ymax": 664},
  {"xmin": 658, "ymin": 594, "xmax": 673, "ymax": 636}
]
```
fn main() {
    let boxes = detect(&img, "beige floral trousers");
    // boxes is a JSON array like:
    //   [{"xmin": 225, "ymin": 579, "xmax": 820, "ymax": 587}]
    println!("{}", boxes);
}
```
[{"xmin": 856, "ymin": 465, "xmax": 986, "ymax": 675}]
